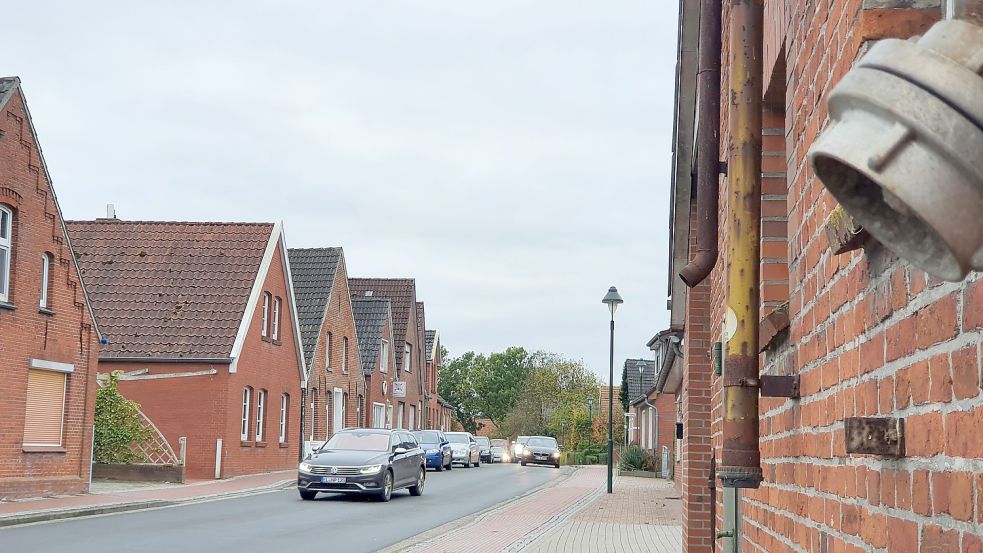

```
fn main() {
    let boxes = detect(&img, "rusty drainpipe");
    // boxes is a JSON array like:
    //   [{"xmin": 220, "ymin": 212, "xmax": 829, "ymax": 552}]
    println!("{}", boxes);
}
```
[
  {"xmin": 718, "ymin": 0, "xmax": 764, "ymax": 489},
  {"xmin": 679, "ymin": 0, "xmax": 723, "ymax": 288}
]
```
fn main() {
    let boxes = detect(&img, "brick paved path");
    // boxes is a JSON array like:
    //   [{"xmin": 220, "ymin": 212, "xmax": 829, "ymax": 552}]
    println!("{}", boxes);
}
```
[{"xmin": 402, "ymin": 466, "xmax": 682, "ymax": 553}]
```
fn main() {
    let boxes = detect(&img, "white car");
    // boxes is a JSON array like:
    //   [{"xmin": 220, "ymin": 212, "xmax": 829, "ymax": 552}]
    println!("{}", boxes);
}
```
[
  {"xmin": 445, "ymin": 432, "xmax": 481, "ymax": 468},
  {"xmin": 511, "ymin": 436, "xmax": 530, "ymax": 463}
]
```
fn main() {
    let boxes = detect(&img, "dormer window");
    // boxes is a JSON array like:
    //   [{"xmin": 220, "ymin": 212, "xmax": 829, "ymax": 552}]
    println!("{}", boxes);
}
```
[{"xmin": 0, "ymin": 206, "xmax": 11, "ymax": 303}]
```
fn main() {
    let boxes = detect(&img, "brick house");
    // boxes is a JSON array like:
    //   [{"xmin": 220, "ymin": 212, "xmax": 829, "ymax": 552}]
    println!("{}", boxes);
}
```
[
  {"xmin": 287, "ymin": 248, "xmax": 365, "ymax": 451},
  {"xmin": 0, "ymin": 77, "xmax": 101, "ymax": 499},
  {"xmin": 625, "ymin": 358, "xmax": 674, "ymax": 460},
  {"xmin": 424, "ymin": 328, "xmax": 443, "ymax": 429},
  {"xmin": 349, "ymin": 278, "xmax": 426, "ymax": 430},
  {"xmin": 351, "ymin": 296, "xmax": 397, "ymax": 429},
  {"xmin": 666, "ymin": 2, "xmax": 983, "ymax": 552},
  {"xmin": 67, "ymin": 220, "xmax": 305, "ymax": 480}
]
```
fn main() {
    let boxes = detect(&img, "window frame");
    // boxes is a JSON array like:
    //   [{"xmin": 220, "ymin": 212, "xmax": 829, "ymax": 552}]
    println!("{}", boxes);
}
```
[
  {"xmin": 380, "ymin": 340, "xmax": 389, "ymax": 373},
  {"xmin": 0, "ymin": 205, "xmax": 12, "ymax": 303},
  {"xmin": 241, "ymin": 387, "xmax": 252, "ymax": 440},
  {"xmin": 404, "ymin": 343, "xmax": 411, "ymax": 372},
  {"xmin": 279, "ymin": 393, "xmax": 289, "ymax": 443},
  {"xmin": 23, "ymin": 368, "xmax": 68, "ymax": 447},
  {"xmin": 256, "ymin": 389, "xmax": 266, "ymax": 442},
  {"xmin": 326, "ymin": 332, "xmax": 333, "ymax": 370},
  {"xmin": 342, "ymin": 336, "xmax": 349, "ymax": 373},
  {"xmin": 40, "ymin": 252, "xmax": 52, "ymax": 309},
  {"xmin": 261, "ymin": 293, "xmax": 271, "ymax": 338},
  {"xmin": 271, "ymin": 297, "xmax": 281, "ymax": 341}
]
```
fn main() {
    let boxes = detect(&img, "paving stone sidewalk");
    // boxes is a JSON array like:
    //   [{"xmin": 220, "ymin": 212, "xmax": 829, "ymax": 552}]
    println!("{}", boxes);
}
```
[
  {"xmin": 397, "ymin": 466, "xmax": 681, "ymax": 553},
  {"xmin": 0, "ymin": 470, "xmax": 294, "ymax": 527}
]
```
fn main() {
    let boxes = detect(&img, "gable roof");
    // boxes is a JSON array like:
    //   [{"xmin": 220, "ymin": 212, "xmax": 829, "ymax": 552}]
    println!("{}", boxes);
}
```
[
  {"xmin": 351, "ymin": 297, "xmax": 392, "ymax": 376},
  {"xmin": 348, "ymin": 278, "xmax": 418, "ymax": 367},
  {"xmin": 0, "ymin": 77, "xmax": 19, "ymax": 108},
  {"xmin": 66, "ymin": 220, "xmax": 274, "ymax": 359},
  {"xmin": 623, "ymin": 358, "xmax": 657, "ymax": 404},
  {"xmin": 287, "ymin": 247, "xmax": 343, "ymax": 367},
  {"xmin": 425, "ymin": 330, "xmax": 438, "ymax": 361}
]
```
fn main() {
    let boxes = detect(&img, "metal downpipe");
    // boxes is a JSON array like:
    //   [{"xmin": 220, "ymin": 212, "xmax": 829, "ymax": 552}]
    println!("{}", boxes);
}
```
[
  {"xmin": 679, "ymin": 0, "xmax": 723, "ymax": 288},
  {"xmin": 719, "ymin": 0, "xmax": 764, "ymax": 489}
]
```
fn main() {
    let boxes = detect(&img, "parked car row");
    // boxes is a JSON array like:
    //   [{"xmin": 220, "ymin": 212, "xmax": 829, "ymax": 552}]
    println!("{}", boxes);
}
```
[{"xmin": 297, "ymin": 428, "xmax": 491, "ymax": 502}]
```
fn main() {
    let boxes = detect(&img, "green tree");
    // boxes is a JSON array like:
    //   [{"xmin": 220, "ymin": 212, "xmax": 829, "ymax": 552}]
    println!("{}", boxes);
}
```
[
  {"xmin": 438, "ymin": 351, "xmax": 483, "ymax": 433},
  {"xmin": 94, "ymin": 372, "xmax": 152, "ymax": 464},
  {"xmin": 619, "ymin": 363, "xmax": 629, "ymax": 411},
  {"xmin": 471, "ymin": 346, "xmax": 530, "ymax": 429}
]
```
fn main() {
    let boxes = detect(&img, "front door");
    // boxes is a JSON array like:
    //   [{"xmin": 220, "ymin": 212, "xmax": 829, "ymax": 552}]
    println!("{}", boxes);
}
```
[{"xmin": 333, "ymin": 388, "xmax": 344, "ymax": 435}]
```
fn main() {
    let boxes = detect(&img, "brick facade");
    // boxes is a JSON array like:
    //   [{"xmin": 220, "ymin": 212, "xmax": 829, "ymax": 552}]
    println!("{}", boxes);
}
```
[
  {"xmin": 363, "ymin": 311, "xmax": 396, "ymax": 428},
  {"xmin": 630, "ymin": 392, "xmax": 675, "ymax": 460},
  {"xmin": 0, "ymin": 80, "xmax": 100, "ymax": 499},
  {"xmin": 673, "ymin": 2, "xmax": 983, "ymax": 551}
]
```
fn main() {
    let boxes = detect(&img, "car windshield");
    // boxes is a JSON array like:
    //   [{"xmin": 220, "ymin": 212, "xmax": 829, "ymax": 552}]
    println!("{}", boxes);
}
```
[
  {"xmin": 446, "ymin": 433, "xmax": 469, "ymax": 444},
  {"xmin": 517, "ymin": 436, "xmax": 530, "ymax": 444},
  {"xmin": 413, "ymin": 431, "xmax": 441, "ymax": 443},
  {"xmin": 475, "ymin": 437, "xmax": 491, "ymax": 446},
  {"xmin": 527, "ymin": 437, "xmax": 558, "ymax": 448},
  {"xmin": 319, "ymin": 431, "xmax": 390, "ymax": 452},
  {"xmin": 491, "ymin": 439, "xmax": 507, "ymax": 447}
]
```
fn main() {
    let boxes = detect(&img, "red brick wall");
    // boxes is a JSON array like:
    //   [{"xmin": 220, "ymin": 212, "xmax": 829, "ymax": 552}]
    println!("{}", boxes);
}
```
[
  {"xmin": 364, "ymin": 314, "xmax": 395, "ymax": 428},
  {"xmin": 0, "ymin": 87, "xmax": 100, "ymax": 499},
  {"xmin": 302, "ymin": 255, "xmax": 365, "ymax": 441},
  {"xmin": 396, "ymin": 300, "xmax": 425, "ymax": 429},
  {"xmin": 680, "ymin": 2, "xmax": 983, "ymax": 552},
  {"xmin": 632, "ymin": 392, "xmax": 676, "ymax": 457}
]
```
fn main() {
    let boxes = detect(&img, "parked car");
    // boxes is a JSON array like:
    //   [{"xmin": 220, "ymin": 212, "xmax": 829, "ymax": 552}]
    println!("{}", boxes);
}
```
[
  {"xmin": 520, "ymin": 436, "xmax": 561, "ymax": 468},
  {"xmin": 445, "ymin": 431, "xmax": 481, "ymax": 467},
  {"xmin": 491, "ymin": 439, "xmax": 508, "ymax": 462},
  {"xmin": 297, "ymin": 428, "xmax": 426, "ymax": 502},
  {"xmin": 413, "ymin": 429, "xmax": 453, "ymax": 471},
  {"xmin": 511, "ymin": 436, "xmax": 530, "ymax": 463},
  {"xmin": 475, "ymin": 436, "xmax": 494, "ymax": 463}
]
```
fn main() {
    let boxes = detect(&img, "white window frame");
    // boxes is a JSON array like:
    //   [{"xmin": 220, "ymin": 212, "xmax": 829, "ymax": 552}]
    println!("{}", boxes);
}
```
[
  {"xmin": 241, "ymin": 387, "xmax": 252, "ymax": 440},
  {"xmin": 261, "ymin": 293, "xmax": 270, "ymax": 338},
  {"xmin": 404, "ymin": 343, "xmax": 411, "ymax": 372},
  {"xmin": 256, "ymin": 389, "xmax": 266, "ymax": 442},
  {"xmin": 380, "ymin": 340, "xmax": 389, "ymax": 373},
  {"xmin": 342, "ymin": 337, "xmax": 349, "ymax": 373},
  {"xmin": 373, "ymin": 402, "xmax": 385, "ymax": 429},
  {"xmin": 272, "ymin": 297, "xmax": 281, "ymax": 340},
  {"xmin": 279, "ymin": 393, "xmax": 288, "ymax": 443},
  {"xmin": 40, "ymin": 253, "xmax": 52, "ymax": 309},
  {"xmin": 0, "ymin": 206, "xmax": 11, "ymax": 303}
]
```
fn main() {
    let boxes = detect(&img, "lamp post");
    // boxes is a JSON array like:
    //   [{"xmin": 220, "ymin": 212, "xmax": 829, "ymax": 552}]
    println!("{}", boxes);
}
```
[
  {"xmin": 587, "ymin": 395, "xmax": 594, "ymax": 448},
  {"xmin": 602, "ymin": 286, "xmax": 623, "ymax": 494}
]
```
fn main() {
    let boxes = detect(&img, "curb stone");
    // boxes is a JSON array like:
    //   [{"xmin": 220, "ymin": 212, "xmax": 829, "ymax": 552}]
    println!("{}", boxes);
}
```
[
  {"xmin": 376, "ymin": 466, "xmax": 583, "ymax": 553},
  {"xmin": 0, "ymin": 479, "xmax": 293, "ymax": 529},
  {"xmin": 506, "ymin": 486, "xmax": 603, "ymax": 552}
]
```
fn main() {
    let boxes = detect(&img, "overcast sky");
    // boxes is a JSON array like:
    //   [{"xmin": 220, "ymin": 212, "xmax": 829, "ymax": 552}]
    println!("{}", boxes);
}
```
[{"xmin": 7, "ymin": 1, "xmax": 677, "ymax": 384}]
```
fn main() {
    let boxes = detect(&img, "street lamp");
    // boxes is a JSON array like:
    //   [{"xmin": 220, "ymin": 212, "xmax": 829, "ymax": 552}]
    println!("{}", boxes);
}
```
[
  {"xmin": 601, "ymin": 286, "xmax": 623, "ymax": 494},
  {"xmin": 587, "ymin": 395, "xmax": 594, "ymax": 448}
]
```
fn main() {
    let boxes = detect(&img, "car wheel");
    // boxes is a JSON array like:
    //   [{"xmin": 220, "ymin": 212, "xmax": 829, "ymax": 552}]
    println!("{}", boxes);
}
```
[
  {"xmin": 376, "ymin": 470, "xmax": 393, "ymax": 502},
  {"xmin": 409, "ymin": 468, "xmax": 425, "ymax": 496},
  {"xmin": 299, "ymin": 489, "xmax": 317, "ymax": 501},
  {"xmin": 463, "ymin": 459, "xmax": 470, "ymax": 468},
  {"xmin": 554, "ymin": 463, "xmax": 561, "ymax": 469},
  {"xmin": 475, "ymin": 457, "xmax": 480, "ymax": 467},
  {"xmin": 520, "ymin": 461, "xmax": 527, "ymax": 466},
  {"xmin": 435, "ymin": 462, "xmax": 443, "ymax": 472},
  {"xmin": 445, "ymin": 460, "xmax": 452, "ymax": 471}
]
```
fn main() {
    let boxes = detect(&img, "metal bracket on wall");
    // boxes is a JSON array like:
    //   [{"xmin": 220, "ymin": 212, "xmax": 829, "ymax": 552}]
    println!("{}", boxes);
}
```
[
  {"xmin": 844, "ymin": 417, "xmax": 905, "ymax": 457},
  {"xmin": 759, "ymin": 375, "xmax": 800, "ymax": 398}
]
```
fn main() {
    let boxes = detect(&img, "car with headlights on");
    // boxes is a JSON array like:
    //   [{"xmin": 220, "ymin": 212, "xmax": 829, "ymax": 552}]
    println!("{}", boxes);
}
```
[
  {"xmin": 511, "ymin": 436, "xmax": 530, "ymax": 463},
  {"xmin": 491, "ymin": 439, "xmax": 508, "ymax": 462},
  {"xmin": 297, "ymin": 428, "xmax": 426, "ymax": 502},
  {"xmin": 413, "ymin": 429, "xmax": 452, "ymax": 471},
  {"xmin": 520, "ymin": 436, "xmax": 561, "ymax": 468},
  {"xmin": 475, "ymin": 436, "xmax": 494, "ymax": 463},
  {"xmin": 445, "ymin": 431, "xmax": 480, "ymax": 467}
]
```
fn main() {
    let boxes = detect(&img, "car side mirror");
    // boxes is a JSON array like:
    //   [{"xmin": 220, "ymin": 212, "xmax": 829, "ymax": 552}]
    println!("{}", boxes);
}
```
[{"xmin": 394, "ymin": 447, "xmax": 408, "ymax": 455}]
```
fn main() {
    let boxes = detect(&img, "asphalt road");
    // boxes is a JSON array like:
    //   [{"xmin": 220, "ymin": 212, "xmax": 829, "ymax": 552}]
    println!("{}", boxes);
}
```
[{"xmin": 0, "ymin": 462, "xmax": 566, "ymax": 553}]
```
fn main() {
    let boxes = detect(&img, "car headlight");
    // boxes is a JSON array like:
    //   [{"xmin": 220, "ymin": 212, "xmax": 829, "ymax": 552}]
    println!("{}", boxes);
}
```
[
  {"xmin": 426, "ymin": 448, "xmax": 440, "ymax": 454},
  {"xmin": 360, "ymin": 464, "xmax": 383, "ymax": 475},
  {"xmin": 299, "ymin": 462, "xmax": 314, "ymax": 473},
  {"xmin": 524, "ymin": 449, "xmax": 531, "ymax": 456},
  {"xmin": 552, "ymin": 451, "xmax": 560, "ymax": 458}
]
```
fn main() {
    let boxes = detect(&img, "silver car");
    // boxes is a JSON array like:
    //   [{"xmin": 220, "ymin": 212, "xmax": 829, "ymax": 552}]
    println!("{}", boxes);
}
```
[{"xmin": 445, "ymin": 431, "xmax": 481, "ymax": 468}]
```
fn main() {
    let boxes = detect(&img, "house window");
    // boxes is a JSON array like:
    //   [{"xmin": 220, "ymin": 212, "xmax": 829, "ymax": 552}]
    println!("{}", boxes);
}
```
[
  {"xmin": 373, "ymin": 403, "xmax": 385, "ymax": 429},
  {"xmin": 326, "ymin": 332, "xmax": 333, "ymax": 369},
  {"xmin": 342, "ymin": 337, "xmax": 349, "ymax": 373},
  {"xmin": 404, "ymin": 343, "xmax": 411, "ymax": 372},
  {"xmin": 241, "ymin": 387, "xmax": 252, "ymax": 440},
  {"xmin": 40, "ymin": 253, "xmax": 52, "ymax": 309},
  {"xmin": 0, "ymin": 206, "xmax": 11, "ymax": 303},
  {"xmin": 23, "ymin": 369, "xmax": 67, "ymax": 446},
  {"xmin": 279, "ymin": 393, "xmax": 289, "ymax": 443},
  {"xmin": 409, "ymin": 405, "xmax": 416, "ymax": 431},
  {"xmin": 271, "ymin": 297, "xmax": 281, "ymax": 341},
  {"xmin": 261, "ymin": 293, "xmax": 271, "ymax": 338},
  {"xmin": 310, "ymin": 388, "xmax": 318, "ymax": 438},
  {"xmin": 397, "ymin": 402, "xmax": 405, "ymax": 429},
  {"xmin": 256, "ymin": 389, "xmax": 267, "ymax": 442},
  {"xmin": 380, "ymin": 340, "xmax": 389, "ymax": 373}
]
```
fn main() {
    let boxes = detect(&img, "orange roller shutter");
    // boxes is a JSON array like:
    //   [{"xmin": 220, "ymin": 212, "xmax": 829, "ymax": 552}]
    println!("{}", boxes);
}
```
[{"xmin": 24, "ymin": 369, "xmax": 66, "ymax": 446}]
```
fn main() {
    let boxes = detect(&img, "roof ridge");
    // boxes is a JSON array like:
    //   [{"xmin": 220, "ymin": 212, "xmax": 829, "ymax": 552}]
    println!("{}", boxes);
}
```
[{"xmin": 67, "ymin": 220, "xmax": 275, "ymax": 226}]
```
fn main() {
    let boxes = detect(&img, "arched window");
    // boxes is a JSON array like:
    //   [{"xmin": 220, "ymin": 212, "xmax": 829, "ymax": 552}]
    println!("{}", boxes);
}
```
[
  {"xmin": 0, "ymin": 206, "xmax": 12, "ymax": 303},
  {"xmin": 40, "ymin": 253, "xmax": 53, "ymax": 309}
]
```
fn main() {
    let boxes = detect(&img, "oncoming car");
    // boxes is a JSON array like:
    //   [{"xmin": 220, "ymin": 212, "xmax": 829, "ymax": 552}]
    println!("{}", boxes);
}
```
[
  {"xmin": 445, "ymin": 431, "xmax": 481, "ymax": 467},
  {"xmin": 520, "ymin": 436, "xmax": 561, "ymax": 468},
  {"xmin": 297, "ymin": 428, "xmax": 426, "ymax": 502}
]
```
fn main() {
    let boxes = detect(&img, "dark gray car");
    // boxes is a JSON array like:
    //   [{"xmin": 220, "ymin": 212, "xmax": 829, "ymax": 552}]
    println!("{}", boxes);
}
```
[
  {"xmin": 297, "ymin": 428, "xmax": 426, "ymax": 502},
  {"xmin": 519, "ymin": 436, "xmax": 561, "ymax": 468}
]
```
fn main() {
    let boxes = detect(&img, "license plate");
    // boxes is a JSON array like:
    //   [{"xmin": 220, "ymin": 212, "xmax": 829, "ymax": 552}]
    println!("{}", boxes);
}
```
[{"xmin": 321, "ymin": 476, "xmax": 346, "ymax": 484}]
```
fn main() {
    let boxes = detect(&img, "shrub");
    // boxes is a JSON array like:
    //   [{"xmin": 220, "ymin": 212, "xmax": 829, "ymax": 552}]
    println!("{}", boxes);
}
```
[
  {"xmin": 618, "ymin": 445, "xmax": 647, "ymax": 471},
  {"xmin": 94, "ymin": 372, "xmax": 152, "ymax": 464}
]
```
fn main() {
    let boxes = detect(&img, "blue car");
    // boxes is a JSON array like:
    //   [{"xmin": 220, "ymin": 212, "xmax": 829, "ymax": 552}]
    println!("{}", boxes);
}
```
[{"xmin": 413, "ymin": 430, "xmax": 453, "ymax": 472}]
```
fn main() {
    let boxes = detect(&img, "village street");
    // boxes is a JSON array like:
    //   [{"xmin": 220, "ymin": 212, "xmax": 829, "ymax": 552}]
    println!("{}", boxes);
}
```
[{"xmin": 0, "ymin": 464, "xmax": 562, "ymax": 553}]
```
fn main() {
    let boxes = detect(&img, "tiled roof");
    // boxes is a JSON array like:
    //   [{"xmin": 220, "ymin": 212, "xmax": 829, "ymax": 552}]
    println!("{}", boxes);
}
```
[
  {"xmin": 425, "ymin": 330, "xmax": 437, "ymax": 361},
  {"xmin": 349, "ymin": 278, "xmax": 417, "ymax": 368},
  {"xmin": 0, "ymin": 77, "xmax": 20, "ymax": 109},
  {"xmin": 351, "ymin": 297, "xmax": 391, "ymax": 376},
  {"xmin": 624, "ymin": 359, "xmax": 657, "ymax": 403},
  {"xmin": 287, "ymin": 247, "xmax": 342, "ymax": 367},
  {"xmin": 66, "ymin": 220, "xmax": 273, "ymax": 359}
]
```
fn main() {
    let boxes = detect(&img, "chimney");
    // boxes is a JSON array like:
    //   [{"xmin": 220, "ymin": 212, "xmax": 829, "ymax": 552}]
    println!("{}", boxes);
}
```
[{"xmin": 106, "ymin": 204, "xmax": 116, "ymax": 219}]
